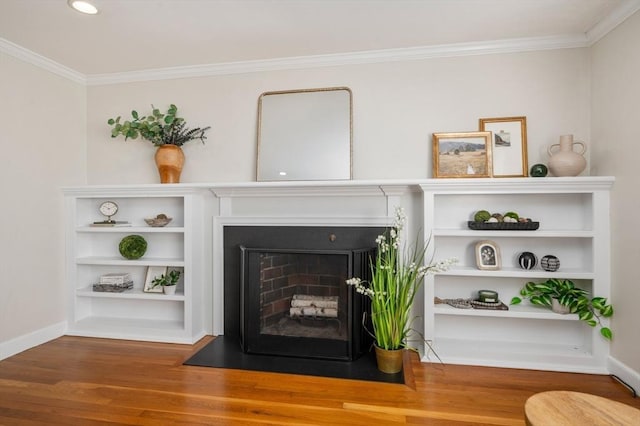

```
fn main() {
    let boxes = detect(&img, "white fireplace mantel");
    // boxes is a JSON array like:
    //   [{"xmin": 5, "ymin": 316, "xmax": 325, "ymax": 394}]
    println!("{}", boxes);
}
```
[
  {"xmin": 204, "ymin": 179, "xmax": 422, "ymax": 217},
  {"xmin": 205, "ymin": 179, "xmax": 423, "ymax": 335}
]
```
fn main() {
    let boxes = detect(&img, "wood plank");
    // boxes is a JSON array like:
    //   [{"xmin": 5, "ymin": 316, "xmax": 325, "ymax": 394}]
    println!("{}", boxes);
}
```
[{"xmin": 0, "ymin": 336, "xmax": 638, "ymax": 425}]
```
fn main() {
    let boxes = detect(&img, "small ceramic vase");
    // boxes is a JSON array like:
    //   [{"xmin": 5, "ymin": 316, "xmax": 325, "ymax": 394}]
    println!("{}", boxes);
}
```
[{"xmin": 547, "ymin": 135, "xmax": 587, "ymax": 177}]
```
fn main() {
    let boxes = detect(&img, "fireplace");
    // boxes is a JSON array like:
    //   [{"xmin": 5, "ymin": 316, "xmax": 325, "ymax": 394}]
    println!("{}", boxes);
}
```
[{"xmin": 223, "ymin": 226, "xmax": 383, "ymax": 362}]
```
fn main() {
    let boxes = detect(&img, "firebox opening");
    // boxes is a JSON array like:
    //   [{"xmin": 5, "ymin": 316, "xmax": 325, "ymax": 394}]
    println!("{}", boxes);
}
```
[{"xmin": 241, "ymin": 247, "xmax": 373, "ymax": 361}]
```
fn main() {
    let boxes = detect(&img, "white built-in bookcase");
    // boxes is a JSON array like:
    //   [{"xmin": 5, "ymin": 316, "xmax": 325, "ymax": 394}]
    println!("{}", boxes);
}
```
[
  {"xmin": 420, "ymin": 177, "xmax": 614, "ymax": 373},
  {"xmin": 62, "ymin": 178, "xmax": 614, "ymax": 373},
  {"xmin": 63, "ymin": 185, "xmax": 211, "ymax": 344}
]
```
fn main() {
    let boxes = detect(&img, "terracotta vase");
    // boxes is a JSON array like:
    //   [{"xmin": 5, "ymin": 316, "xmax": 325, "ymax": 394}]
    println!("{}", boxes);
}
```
[
  {"xmin": 154, "ymin": 145, "xmax": 185, "ymax": 183},
  {"xmin": 547, "ymin": 135, "xmax": 587, "ymax": 177},
  {"xmin": 374, "ymin": 345, "xmax": 404, "ymax": 374}
]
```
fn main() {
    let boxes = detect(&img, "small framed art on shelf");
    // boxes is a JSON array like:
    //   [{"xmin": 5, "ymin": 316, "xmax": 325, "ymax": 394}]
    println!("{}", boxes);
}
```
[
  {"xmin": 432, "ymin": 131, "xmax": 492, "ymax": 178},
  {"xmin": 475, "ymin": 240, "xmax": 501, "ymax": 270},
  {"xmin": 143, "ymin": 266, "xmax": 167, "ymax": 293},
  {"xmin": 479, "ymin": 116, "xmax": 528, "ymax": 177}
]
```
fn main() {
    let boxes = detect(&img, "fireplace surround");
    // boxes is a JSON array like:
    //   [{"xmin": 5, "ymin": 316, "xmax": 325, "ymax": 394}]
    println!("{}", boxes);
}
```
[{"xmin": 225, "ymin": 226, "xmax": 383, "ymax": 361}]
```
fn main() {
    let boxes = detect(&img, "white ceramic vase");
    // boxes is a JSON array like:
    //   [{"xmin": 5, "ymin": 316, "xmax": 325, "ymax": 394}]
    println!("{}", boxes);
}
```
[{"xmin": 547, "ymin": 134, "xmax": 587, "ymax": 177}]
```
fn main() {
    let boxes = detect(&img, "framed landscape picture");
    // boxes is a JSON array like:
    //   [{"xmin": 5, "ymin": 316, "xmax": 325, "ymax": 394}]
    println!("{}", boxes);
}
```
[
  {"xmin": 479, "ymin": 116, "xmax": 528, "ymax": 177},
  {"xmin": 432, "ymin": 131, "xmax": 492, "ymax": 178}
]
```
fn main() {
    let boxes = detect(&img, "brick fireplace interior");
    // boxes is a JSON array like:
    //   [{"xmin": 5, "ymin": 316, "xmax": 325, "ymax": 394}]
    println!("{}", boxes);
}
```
[{"xmin": 240, "ymin": 247, "xmax": 371, "ymax": 360}]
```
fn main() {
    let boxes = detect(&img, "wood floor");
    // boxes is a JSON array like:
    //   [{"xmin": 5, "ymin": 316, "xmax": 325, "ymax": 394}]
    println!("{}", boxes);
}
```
[{"xmin": 0, "ymin": 336, "xmax": 638, "ymax": 425}]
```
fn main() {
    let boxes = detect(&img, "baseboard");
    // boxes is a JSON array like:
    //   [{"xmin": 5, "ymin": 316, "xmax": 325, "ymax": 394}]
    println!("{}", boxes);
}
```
[
  {"xmin": 0, "ymin": 321, "xmax": 67, "ymax": 361},
  {"xmin": 608, "ymin": 355, "xmax": 640, "ymax": 396}
]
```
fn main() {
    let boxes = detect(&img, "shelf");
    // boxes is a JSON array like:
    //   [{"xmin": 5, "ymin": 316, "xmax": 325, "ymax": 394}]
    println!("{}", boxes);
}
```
[
  {"xmin": 75, "ymin": 256, "xmax": 185, "ymax": 267},
  {"xmin": 76, "ymin": 286, "xmax": 185, "ymax": 301},
  {"xmin": 424, "ymin": 337, "xmax": 605, "ymax": 374},
  {"xmin": 67, "ymin": 316, "xmax": 193, "ymax": 344},
  {"xmin": 433, "ymin": 303, "xmax": 579, "ymax": 320},
  {"xmin": 433, "ymin": 229, "xmax": 594, "ymax": 238},
  {"xmin": 76, "ymin": 226, "xmax": 185, "ymax": 233},
  {"xmin": 438, "ymin": 266, "xmax": 594, "ymax": 279}
]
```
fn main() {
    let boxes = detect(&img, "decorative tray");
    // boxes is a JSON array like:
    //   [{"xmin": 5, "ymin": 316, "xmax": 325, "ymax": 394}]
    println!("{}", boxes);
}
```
[{"xmin": 467, "ymin": 221, "xmax": 540, "ymax": 231}]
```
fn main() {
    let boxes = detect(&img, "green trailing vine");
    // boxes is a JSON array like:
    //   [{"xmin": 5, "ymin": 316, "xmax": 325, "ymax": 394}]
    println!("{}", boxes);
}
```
[{"xmin": 510, "ymin": 278, "xmax": 614, "ymax": 340}]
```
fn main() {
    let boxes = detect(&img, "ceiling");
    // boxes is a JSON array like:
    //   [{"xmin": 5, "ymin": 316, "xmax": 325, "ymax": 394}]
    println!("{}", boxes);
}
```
[{"xmin": 0, "ymin": 0, "xmax": 637, "ymax": 77}]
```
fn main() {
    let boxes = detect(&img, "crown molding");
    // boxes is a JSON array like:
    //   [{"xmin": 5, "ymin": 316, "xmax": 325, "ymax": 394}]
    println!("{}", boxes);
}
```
[
  {"xmin": 586, "ymin": 0, "xmax": 640, "ymax": 44},
  {"xmin": 0, "ymin": 38, "xmax": 86, "ymax": 85},
  {"xmin": 86, "ymin": 34, "xmax": 589, "ymax": 86}
]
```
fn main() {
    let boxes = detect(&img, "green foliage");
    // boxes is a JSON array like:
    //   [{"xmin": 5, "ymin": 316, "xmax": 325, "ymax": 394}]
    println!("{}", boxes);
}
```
[
  {"xmin": 151, "ymin": 270, "xmax": 181, "ymax": 288},
  {"xmin": 108, "ymin": 104, "xmax": 210, "ymax": 146},
  {"xmin": 346, "ymin": 208, "xmax": 456, "ymax": 350},
  {"xmin": 510, "ymin": 278, "xmax": 614, "ymax": 340}
]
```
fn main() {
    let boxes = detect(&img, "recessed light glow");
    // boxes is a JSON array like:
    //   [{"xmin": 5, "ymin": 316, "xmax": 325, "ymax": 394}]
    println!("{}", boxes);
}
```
[
  {"xmin": 279, "ymin": 171, "xmax": 287, "ymax": 176},
  {"xmin": 68, "ymin": 0, "xmax": 98, "ymax": 15}
]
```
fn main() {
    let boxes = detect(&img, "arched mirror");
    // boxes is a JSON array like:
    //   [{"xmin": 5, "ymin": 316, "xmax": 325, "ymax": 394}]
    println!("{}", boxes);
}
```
[{"xmin": 257, "ymin": 87, "xmax": 352, "ymax": 181}]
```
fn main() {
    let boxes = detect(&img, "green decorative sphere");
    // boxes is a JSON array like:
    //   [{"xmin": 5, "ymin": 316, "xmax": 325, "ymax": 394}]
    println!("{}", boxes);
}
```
[
  {"xmin": 474, "ymin": 210, "xmax": 491, "ymax": 222},
  {"xmin": 530, "ymin": 163, "xmax": 548, "ymax": 177},
  {"xmin": 119, "ymin": 235, "xmax": 147, "ymax": 260}
]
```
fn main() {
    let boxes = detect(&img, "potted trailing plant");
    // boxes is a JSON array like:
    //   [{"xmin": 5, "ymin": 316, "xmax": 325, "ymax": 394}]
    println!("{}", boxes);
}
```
[
  {"xmin": 510, "ymin": 278, "xmax": 614, "ymax": 340},
  {"xmin": 108, "ymin": 104, "xmax": 211, "ymax": 183},
  {"xmin": 151, "ymin": 269, "xmax": 181, "ymax": 295},
  {"xmin": 346, "ymin": 207, "xmax": 456, "ymax": 373}
]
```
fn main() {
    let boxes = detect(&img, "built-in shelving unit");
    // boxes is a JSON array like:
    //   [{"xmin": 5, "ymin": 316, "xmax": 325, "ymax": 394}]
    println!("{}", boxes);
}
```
[
  {"xmin": 63, "ymin": 185, "xmax": 211, "ymax": 344},
  {"xmin": 62, "ymin": 178, "xmax": 615, "ymax": 373},
  {"xmin": 420, "ymin": 177, "xmax": 614, "ymax": 373}
]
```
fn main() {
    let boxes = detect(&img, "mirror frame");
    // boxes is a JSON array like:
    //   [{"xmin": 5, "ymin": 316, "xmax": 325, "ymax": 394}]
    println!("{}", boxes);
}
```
[{"xmin": 256, "ymin": 87, "xmax": 353, "ymax": 181}]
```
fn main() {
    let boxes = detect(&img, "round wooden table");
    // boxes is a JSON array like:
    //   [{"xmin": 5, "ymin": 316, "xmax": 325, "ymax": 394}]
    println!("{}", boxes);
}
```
[{"xmin": 525, "ymin": 391, "xmax": 640, "ymax": 426}]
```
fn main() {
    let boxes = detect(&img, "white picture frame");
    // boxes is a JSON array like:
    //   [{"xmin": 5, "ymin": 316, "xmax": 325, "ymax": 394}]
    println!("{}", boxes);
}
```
[
  {"xmin": 475, "ymin": 240, "xmax": 501, "ymax": 270},
  {"xmin": 143, "ymin": 266, "xmax": 167, "ymax": 293}
]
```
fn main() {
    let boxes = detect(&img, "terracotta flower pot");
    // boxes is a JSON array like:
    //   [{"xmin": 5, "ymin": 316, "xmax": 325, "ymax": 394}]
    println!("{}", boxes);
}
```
[
  {"xmin": 374, "ymin": 345, "xmax": 404, "ymax": 374},
  {"xmin": 155, "ymin": 145, "xmax": 185, "ymax": 183}
]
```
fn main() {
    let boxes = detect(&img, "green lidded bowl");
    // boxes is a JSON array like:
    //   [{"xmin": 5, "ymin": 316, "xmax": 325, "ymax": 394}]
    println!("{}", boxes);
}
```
[
  {"xmin": 119, "ymin": 235, "xmax": 147, "ymax": 260},
  {"xmin": 530, "ymin": 163, "xmax": 548, "ymax": 177}
]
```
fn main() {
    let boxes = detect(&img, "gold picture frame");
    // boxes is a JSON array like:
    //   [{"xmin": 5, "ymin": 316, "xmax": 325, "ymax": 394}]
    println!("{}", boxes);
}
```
[
  {"xmin": 432, "ymin": 131, "xmax": 492, "ymax": 178},
  {"xmin": 479, "ymin": 116, "xmax": 528, "ymax": 177}
]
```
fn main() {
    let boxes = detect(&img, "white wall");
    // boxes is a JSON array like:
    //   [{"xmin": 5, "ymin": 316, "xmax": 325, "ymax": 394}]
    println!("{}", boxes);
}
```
[
  {"xmin": 86, "ymin": 48, "xmax": 590, "ymax": 183},
  {"xmin": 0, "ymin": 52, "xmax": 86, "ymax": 350},
  {"xmin": 591, "ymin": 11, "xmax": 640, "ymax": 375}
]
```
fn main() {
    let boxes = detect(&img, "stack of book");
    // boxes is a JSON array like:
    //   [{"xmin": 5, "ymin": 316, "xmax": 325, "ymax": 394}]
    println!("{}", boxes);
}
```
[{"xmin": 92, "ymin": 273, "xmax": 134, "ymax": 292}]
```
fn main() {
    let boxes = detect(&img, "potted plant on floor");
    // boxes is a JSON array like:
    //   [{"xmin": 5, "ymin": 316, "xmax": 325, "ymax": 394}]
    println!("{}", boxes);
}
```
[
  {"xmin": 151, "ymin": 269, "xmax": 181, "ymax": 295},
  {"xmin": 510, "ymin": 278, "xmax": 614, "ymax": 340},
  {"xmin": 108, "ymin": 104, "xmax": 210, "ymax": 183},
  {"xmin": 346, "ymin": 207, "xmax": 456, "ymax": 373}
]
